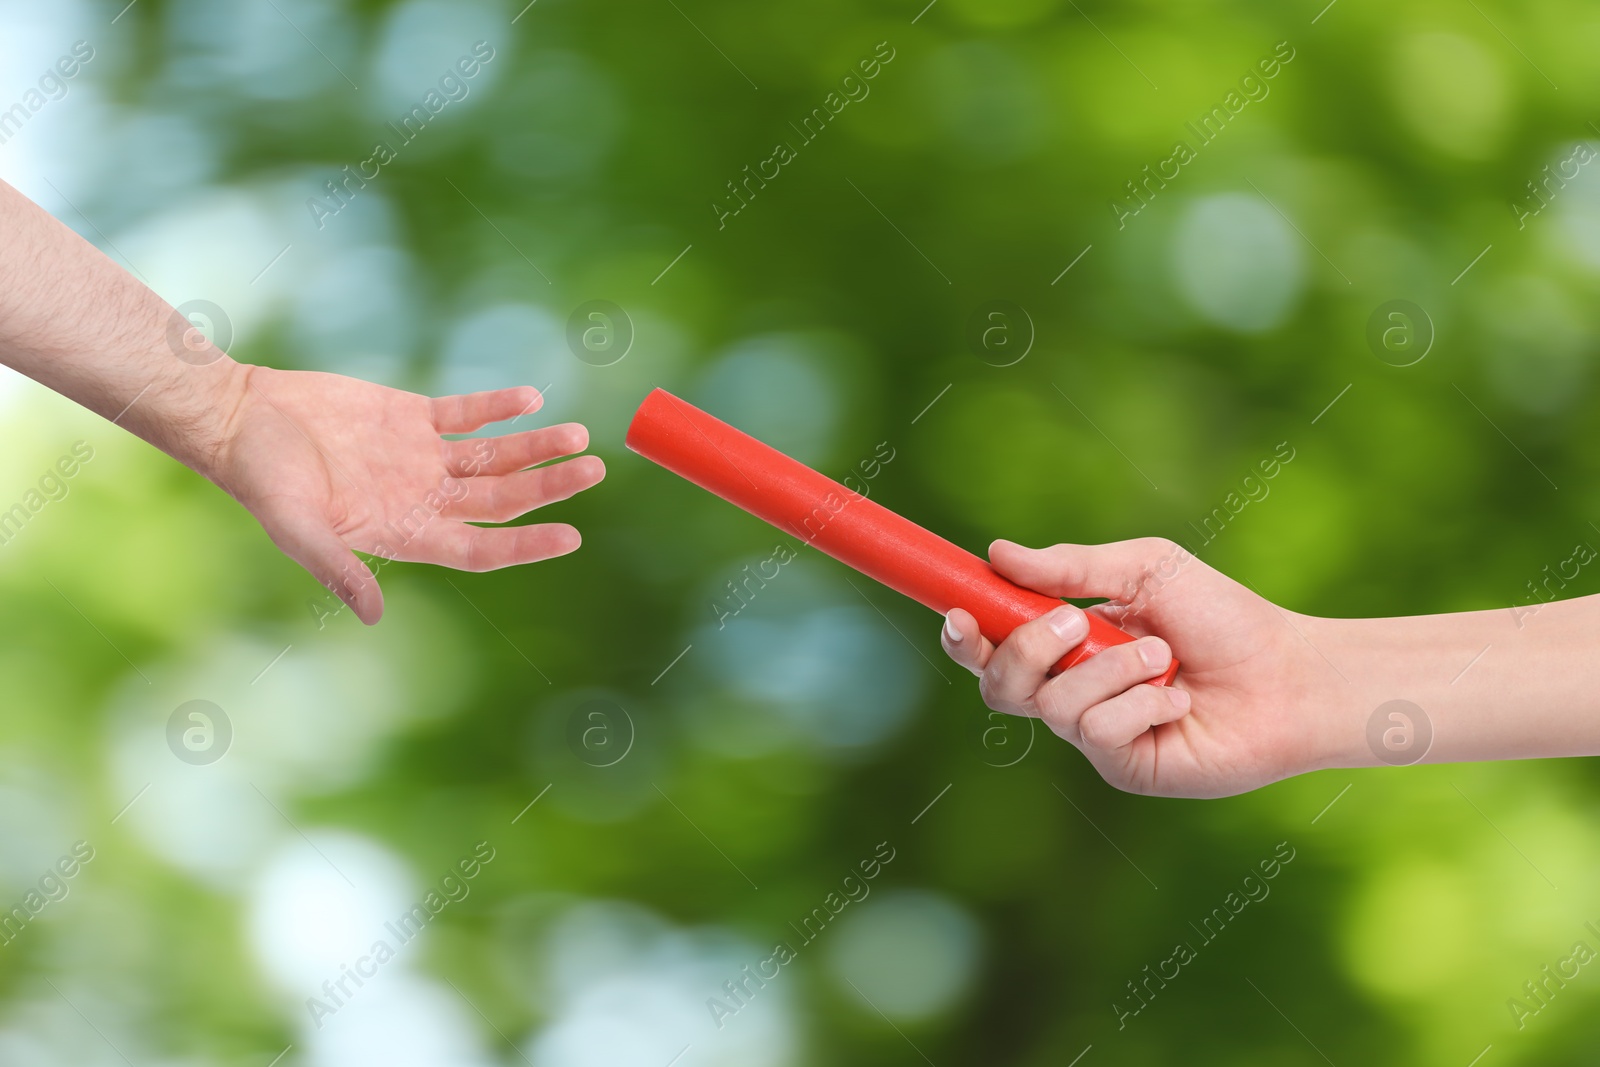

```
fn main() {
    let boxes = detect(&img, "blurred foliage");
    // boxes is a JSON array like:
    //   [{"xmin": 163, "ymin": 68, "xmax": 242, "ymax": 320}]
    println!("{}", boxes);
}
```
[{"xmin": 2, "ymin": 0, "xmax": 1600, "ymax": 1064}]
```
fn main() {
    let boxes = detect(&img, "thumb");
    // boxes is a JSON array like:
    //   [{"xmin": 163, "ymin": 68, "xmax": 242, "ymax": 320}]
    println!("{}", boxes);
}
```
[
  {"xmin": 259, "ymin": 503, "xmax": 385, "ymax": 625},
  {"xmin": 989, "ymin": 537, "xmax": 1186, "ymax": 603}
]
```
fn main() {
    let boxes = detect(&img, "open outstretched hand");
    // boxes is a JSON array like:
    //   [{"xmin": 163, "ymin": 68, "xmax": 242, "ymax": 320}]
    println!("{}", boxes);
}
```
[{"xmin": 208, "ymin": 368, "xmax": 604, "ymax": 624}]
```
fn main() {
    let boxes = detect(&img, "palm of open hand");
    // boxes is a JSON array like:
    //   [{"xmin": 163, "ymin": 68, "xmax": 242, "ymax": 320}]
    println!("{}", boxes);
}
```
[{"xmin": 213, "ymin": 367, "xmax": 604, "ymax": 624}]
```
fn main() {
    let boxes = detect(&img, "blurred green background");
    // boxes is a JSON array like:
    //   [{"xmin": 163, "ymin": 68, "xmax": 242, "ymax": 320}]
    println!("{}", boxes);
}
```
[{"xmin": 2, "ymin": 0, "xmax": 1600, "ymax": 1063}]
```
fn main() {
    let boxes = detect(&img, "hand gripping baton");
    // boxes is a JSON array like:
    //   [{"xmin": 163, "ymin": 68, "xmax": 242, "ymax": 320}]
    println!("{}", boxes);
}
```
[{"xmin": 625, "ymin": 388, "xmax": 1178, "ymax": 686}]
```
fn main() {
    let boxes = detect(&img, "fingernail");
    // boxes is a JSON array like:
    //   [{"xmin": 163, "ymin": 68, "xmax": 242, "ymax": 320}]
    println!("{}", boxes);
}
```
[
  {"xmin": 1166, "ymin": 687, "xmax": 1191, "ymax": 712},
  {"xmin": 943, "ymin": 613, "xmax": 963, "ymax": 643},
  {"xmin": 1046, "ymin": 606, "xmax": 1087, "ymax": 642},
  {"xmin": 1138, "ymin": 638, "xmax": 1171, "ymax": 672}
]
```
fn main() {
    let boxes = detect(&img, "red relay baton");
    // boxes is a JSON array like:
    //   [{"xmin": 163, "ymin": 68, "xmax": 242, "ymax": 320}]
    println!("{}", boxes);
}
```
[{"xmin": 625, "ymin": 388, "xmax": 1178, "ymax": 686}]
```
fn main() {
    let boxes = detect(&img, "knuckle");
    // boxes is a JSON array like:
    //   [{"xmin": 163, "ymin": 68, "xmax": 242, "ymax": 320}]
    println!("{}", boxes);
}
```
[
  {"xmin": 1131, "ymin": 536, "xmax": 1179, "ymax": 573},
  {"xmin": 1135, "ymin": 684, "xmax": 1170, "ymax": 723},
  {"xmin": 1148, "ymin": 538, "xmax": 1191, "ymax": 575},
  {"xmin": 1136, "ymin": 536, "xmax": 1179, "ymax": 558},
  {"xmin": 529, "ymin": 468, "xmax": 555, "ymax": 501},
  {"xmin": 1041, "ymin": 543, "xmax": 1086, "ymax": 580},
  {"xmin": 1012, "ymin": 617, "xmax": 1066, "ymax": 664},
  {"xmin": 977, "ymin": 668, "xmax": 1011, "ymax": 711},
  {"xmin": 1035, "ymin": 690, "xmax": 1083, "ymax": 743},
  {"xmin": 977, "ymin": 670, "xmax": 999, "ymax": 708},
  {"xmin": 1108, "ymin": 639, "xmax": 1155, "ymax": 683},
  {"xmin": 1078, "ymin": 706, "xmax": 1117, "ymax": 749}
]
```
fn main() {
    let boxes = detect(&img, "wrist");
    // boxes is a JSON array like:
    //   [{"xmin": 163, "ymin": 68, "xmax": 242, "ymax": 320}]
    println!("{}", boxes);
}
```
[
  {"xmin": 1295, "ymin": 604, "xmax": 1600, "ymax": 770},
  {"xmin": 1295, "ymin": 614, "xmax": 1391, "ymax": 771},
  {"xmin": 128, "ymin": 343, "xmax": 253, "ymax": 485}
]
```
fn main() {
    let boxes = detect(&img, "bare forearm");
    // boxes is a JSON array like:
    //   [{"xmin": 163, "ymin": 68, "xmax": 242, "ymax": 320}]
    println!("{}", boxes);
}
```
[
  {"xmin": 0, "ymin": 178, "xmax": 245, "ymax": 476},
  {"xmin": 1309, "ymin": 596, "xmax": 1600, "ymax": 768}
]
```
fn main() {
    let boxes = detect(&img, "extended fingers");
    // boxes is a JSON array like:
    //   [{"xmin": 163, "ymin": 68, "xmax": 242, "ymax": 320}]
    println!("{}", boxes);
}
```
[
  {"xmin": 939, "ymin": 608, "xmax": 995, "ymax": 677},
  {"xmin": 410, "ymin": 521, "xmax": 582, "ymax": 571},
  {"xmin": 430, "ymin": 386, "xmax": 543, "ymax": 434},
  {"xmin": 1034, "ymin": 634, "xmax": 1177, "ymax": 743},
  {"xmin": 446, "ymin": 455, "xmax": 606, "ymax": 523},
  {"xmin": 444, "ymin": 423, "xmax": 589, "ymax": 477},
  {"xmin": 976, "ymin": 605, "xmax": 1089, "ymax": 713}
]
